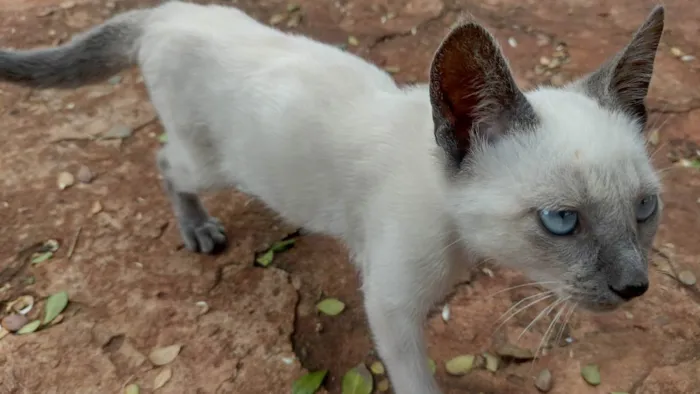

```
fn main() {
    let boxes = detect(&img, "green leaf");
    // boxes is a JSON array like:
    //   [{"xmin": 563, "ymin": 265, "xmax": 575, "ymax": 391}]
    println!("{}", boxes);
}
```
[
  {"xmin": 427, "ymin": 358, "xmax": 436, "ymax": 374},
  {"xmin": 271, "ymin": 238, "xmax": 296, "ymax": 253},
  {"xmin": 256, "ymin": 250, "xmax": 274, "ymax": 267},
  {"xmin": 483, "ymin": 353, "xmax": 499, "ymax": 372},
  {"xmin": 316, "ymin": 298, "xmax": 345, "ymax": 316},
  {"xmin": 369, "ymin": 361, "xmax": 385, "ymax": 375},
  {"xmin": 158, "ymin": 133, "xmax": 168, "ymax": 143},
  {"xmin": 124, "ymin": 383, "xmax": 140, "ymax": 394},
  {"xmin": 581, "ymin": 364, "xmax": 601, "ymax": 386},
  {"xmin": 17, "ymin": 319, "xmax": 41, "ymax": 334},
  {"xmin": 31, "ymin": 252, "xmax": 54, "ymax": 264},
  {"xmin": 341, "ymin": 364, "xmax": 373, "ymax": 394},
  {"xmin": 292, "ymin": 370, "xmax": 327, "ymax": 394},
  {"xmin": 445, "ymin": 355, "xmax": 475, "ymax": 376},
  {"xmin": 43, "ymin": 291, "xmax": 69, "ymax": 325}
]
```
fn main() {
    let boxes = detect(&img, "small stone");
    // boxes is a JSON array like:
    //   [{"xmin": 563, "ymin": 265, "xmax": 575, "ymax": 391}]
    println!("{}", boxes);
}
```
[
  {"xmin": 76, "ymin": 165, "xmax": 94, "ymax": 183},
  {"xmin": 90, "ymin": 201, "xmax": 103, "ymax": 216},
  {"xmin": 1, "ymin": 314, "xmax": 28, "ymax": 332},
  {"xmin": 681, "ymin": 55, "xmax": 695, "ymax": 62},
  {"xmin": 59, "ymin": 1, "xmax": 75, "ymax": 9},
  {"xmin": 377, "ymin": 379, "xmax": 390, "ymax": 392},
  {"xmin": 534, "ymin": 65, "xmax": 546, "ymax": 75},
  {"xmin": 670, "ymin": 47, "xmax": 683, "ymax": 57},
  {"xmin": 539, "ymin": 56, "xmax": 551, "ymax": 66},
  {"xmin": 347, "ymin": 36, "xmax": 359, "ymax": 46},
  {"xmin": 57, "ymin": 171, "xmax": 75, "ymax": 190},
  {"xmin": 678, "ymin": 270, "xmax": 696, "ymax": 286},
  {"xmin": 536, "ymin": 34, "xmax": 551, "ymax": 47},
  {"xmin": 547, "ymin": 57, "xmax": 561, "ymax": 69},
  {"xmin": 508, "ymin": 37, "xmax": 518, "ymax": 47},
  {"xmin": 535, "ymin": 368, "xmax": 553, "ymax": 392}
]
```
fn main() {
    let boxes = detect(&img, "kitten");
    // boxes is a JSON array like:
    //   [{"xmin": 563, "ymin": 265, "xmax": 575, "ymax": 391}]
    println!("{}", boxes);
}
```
[{"xmin": 0, "ymin": 2, "xmax": 664, "ymax": 393}]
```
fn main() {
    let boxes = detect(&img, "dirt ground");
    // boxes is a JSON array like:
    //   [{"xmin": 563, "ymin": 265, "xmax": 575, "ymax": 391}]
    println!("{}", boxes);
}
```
[{"xmin": 0, "ymin": 0, "xmax": 699, "ymax": 393}]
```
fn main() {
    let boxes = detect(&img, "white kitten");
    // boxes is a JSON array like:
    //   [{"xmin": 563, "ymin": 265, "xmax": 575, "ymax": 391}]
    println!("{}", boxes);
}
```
[{"xmin": 0, "ymin": 3, "xmax": 664, "ymax": 393}]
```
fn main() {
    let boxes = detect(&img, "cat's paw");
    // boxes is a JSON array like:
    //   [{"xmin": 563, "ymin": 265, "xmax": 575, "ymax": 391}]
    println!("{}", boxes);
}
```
[{"xmin": 179, "ymin": 216, "xmax": 227, "ymax": 254}]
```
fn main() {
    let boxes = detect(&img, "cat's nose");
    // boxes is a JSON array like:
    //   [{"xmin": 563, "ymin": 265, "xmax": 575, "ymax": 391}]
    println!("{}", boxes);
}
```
[{"xmin": 609, "ymin": 281, "xmax": 649, "ymax": 300}]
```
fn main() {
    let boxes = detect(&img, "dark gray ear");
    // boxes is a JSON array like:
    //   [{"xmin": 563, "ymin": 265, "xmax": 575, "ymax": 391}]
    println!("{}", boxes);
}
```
[
  {"xmin": 429, "ymin": 21, "xmax": 536, "ymax": 168},
  {"xmin": 580, "ymin": 6, "xmax": 665, "ymax": 128}
]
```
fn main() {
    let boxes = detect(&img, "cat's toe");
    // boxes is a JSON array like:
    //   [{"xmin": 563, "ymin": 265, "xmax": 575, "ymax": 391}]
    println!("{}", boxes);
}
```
[{"xmin": 181, "ymin": 217, "xmax": 228, "ymax": 254}]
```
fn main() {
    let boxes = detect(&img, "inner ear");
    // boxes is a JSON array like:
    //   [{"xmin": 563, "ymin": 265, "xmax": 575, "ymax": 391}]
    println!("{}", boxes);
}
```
[
  {"xmin": 580, "ymin": 6, "xmax": 664, "ymax": 128},
  {"xmin": 429, "ymin": 21, "xmax": 535, "ymax": 167}
]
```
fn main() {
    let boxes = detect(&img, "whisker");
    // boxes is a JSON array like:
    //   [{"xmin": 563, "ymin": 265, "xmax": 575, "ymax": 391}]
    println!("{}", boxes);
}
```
[
  {"xmin": 487, "ymin": 281, "xmax": 560, "ymax": 298},
  {"xmin": 554, "ymin": 302, "xmax": 577, "ymax": 347},
  {"xmin": 492, "ymin": 291, "xmax": 557, "ymax": 334},
  {"xmin": 517, "ymin": 295, "xmax": 565, "ymax": 341},
  {"xmin": 530, "ymin": 297, "xmax": 570, "ymax": 372}
]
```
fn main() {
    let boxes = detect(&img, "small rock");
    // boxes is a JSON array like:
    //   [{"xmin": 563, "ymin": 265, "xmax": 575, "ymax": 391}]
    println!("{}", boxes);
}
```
[
  {"xmin": 547, "ymin": 58, "xmax": 561, "ymax": 69},
  {"xmin": 90, "ymin": 201, "xmax": 103, "ymax": 216},
  {"xmin": 678, "ymin": 270, "xmax": 696, "ymax": 286},
  {"xmin": 76, "ymin": 165, "xmax": 94, "ymax": 183},
  {"xmin": 670, "ymin": 47, "xmax": 683, "ymax": 57},
  {"xmin": 57, "ymin": 171, "xmax": 75, "ymax": 190},
  {"xmin": 681, "ymin": 55, "xmax": 695, "ymax": 62},
  {"xmin": 508, "ymin": 37, "xmax": 518, "ymax": 47},
  {"xmin": 539, "ymin": 56, "xmax": 551, "ymax": 66},
  {"xmin": 269, "ymin": 13, "xmax": 286, "ymax": 25},
  {"xmin": 1, "ymin": 314, "xmax": 28, "ymax": 332},
  {"xmin": 535, "ymin": 368, "xmax": 553, "ymax": 392},
  {"xmin": 59, "ymin": 1, "xmax": 75, "ymax": 9},
  {"xmin": 348, "ymin": 36, "xmax": 359, "ymax": 46},
  {"xmin": 377, "ymin": 379, "xmax": 390, "ymax": 392},
  {"xmin": 536, "ymin": 34, "xmax": 551, "ymax": 47}
]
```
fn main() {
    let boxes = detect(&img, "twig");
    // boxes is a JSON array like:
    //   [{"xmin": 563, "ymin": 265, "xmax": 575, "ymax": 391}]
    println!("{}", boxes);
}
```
[{"xmin": 67, "ymin": 226, "xmax": 82, "ymax": 259}]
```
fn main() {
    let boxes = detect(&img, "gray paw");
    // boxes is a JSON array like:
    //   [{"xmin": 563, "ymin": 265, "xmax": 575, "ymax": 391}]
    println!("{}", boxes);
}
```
[{"xmin": 179, "ymin": 217, "xmax": 227, "ymax": 254}]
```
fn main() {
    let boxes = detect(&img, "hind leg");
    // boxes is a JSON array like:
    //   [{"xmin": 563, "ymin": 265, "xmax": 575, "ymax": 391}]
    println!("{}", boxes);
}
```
[{"xmin": 157, "ymin": 148, "xmax": 227, "ymax": 254}]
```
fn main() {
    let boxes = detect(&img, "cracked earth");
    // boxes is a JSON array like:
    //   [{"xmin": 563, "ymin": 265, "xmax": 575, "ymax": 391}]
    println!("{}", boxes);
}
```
[{"xmin": 1, "ymin": 0, "xmax": 699, "ymax": 393}]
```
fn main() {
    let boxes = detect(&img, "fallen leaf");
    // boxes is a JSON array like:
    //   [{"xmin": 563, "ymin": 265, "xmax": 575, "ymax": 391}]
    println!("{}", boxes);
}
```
[
  {"xmin": 1, "ymin": 314, "xmax": 28, "ymax": 332},
  {"xmin": 7, "ymin": 295, "xmax": 34, "ymax": 315},
  {"xmin": 369, "ymin": 361, "xmax": 385, "ymax": 375},
  {"xmin": 43, "ymin": 291, "xmax": 69, "ymax": 325},
  {"xmin": 124, "ymin": 383, "xmax": 140, "ymax": 394},
  {"xmin": 271, "ymin": 238, "xmax": 296, "ymax": 253},
  {"xmin": 341, "ymin": 363, "xmax": 373, "ymax": 394},
  {"xmin": 57, "ymin": 171, "xmax": 75, "ymax": 190},
  {"xmin": 581, "ymin": 364, "xmax": 601, "ymax": 386},
  {"xmin": 316, "ymin": 298, "xmax": 345, "ymax": 316},
  {"xmin": 269, "ymin": 13, "xmax": 286, "ymax": 25},
  {"xmin": 427, "ymin": 358, "xmax": 437, "ymax": 374},
  {"xmin": 17, "ymin": 319, "xmax": 41, "ymax": 334},
  {"xmin": 534, "ymin": 368, "xmax": 553, "ymax": 392},
  {"xmin": 31, "ymin": 252, "xmax": 54, "ymax": 264},
  {"xmin": 495, "ymin": 343, "xmax": 535, "ymax": 361},
  {"xmin": 347, "ymin": 36, "xmax": 359, "ymax": 46},
  {"xmin": 102, "ymin": 124, "xmax": 133, "ymax": 140},
  {"xmin": 153, "ymin": 367, "xmax": 172, "ymax": 390},
  {"xmin": 648, "ymin": 129, "xmax": 660, "ymax": 146},
  {"xmin": 483, "ymin": 353, "xmax": 499, "ymax": 372},
  {"xmin": 678, "ymin": 270, "xmax": 696, "ymax": 286},
  {"xmin": 149, "ymin": 344, "xmax": 182, "ymax": 366},
  {"xmin": 292, "ymin": 370, "xmax": 327, "ymax": 394},
  {"xmin": 377, "ymin": 379, "xmax": 390, "ymax": 392},
  {"xmin": 445, "ymin": 355, "xmax": 475, "ymax": 376},
  {"xmin": 256, "ymin": 250, "xmax": 274, "ymax": 267}
]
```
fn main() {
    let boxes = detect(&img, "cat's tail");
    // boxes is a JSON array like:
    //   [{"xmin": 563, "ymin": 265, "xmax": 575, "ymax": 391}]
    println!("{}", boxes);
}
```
[{"xmin": 0, "ymin": 9, "xmax": 149, "ymax": 88}]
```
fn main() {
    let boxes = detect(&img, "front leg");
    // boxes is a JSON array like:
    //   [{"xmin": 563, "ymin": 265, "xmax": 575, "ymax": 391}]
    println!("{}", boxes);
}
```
[{"xmin": 363, "ymin": 251, "xmax": 452, "ymax": 394}]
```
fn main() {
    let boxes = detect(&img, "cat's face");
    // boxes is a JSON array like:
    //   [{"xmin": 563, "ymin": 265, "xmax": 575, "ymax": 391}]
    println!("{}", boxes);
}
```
[
  {"xmin": 428, "ymin": 7, "xmax": 665, "ymax": 311},
  {"xmin": 451, "ymin": 89, "xmax": 662, "ymax": 311}
]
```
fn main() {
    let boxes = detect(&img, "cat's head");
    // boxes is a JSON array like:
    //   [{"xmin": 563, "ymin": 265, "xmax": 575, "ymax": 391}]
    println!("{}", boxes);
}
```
[{"xmin": 430, "ymin": 7, "xmax": 665, "ymax": 311}]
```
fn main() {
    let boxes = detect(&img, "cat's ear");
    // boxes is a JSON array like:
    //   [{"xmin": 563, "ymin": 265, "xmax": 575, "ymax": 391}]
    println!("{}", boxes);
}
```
[
  {"xmin": 429, "ymin": 21, "xmax": 535, "ymax": 168},
  {"xmin": 581, "ymin": 6, "xmax": 664, "ymax": 128}
]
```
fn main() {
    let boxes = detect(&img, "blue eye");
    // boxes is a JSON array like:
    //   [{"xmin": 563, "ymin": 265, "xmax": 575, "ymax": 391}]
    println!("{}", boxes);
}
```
[
  {"xmin": 538, "ymin": 209, "xmax": 578, "ymax": 236},
  {"xmin": 636, "ymin": 195, "xmax": 658, "ymax": 222}
]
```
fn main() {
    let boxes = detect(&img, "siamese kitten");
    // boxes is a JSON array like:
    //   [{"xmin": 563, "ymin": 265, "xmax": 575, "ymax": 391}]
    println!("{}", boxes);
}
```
[{"xmin": 0, "ymin": 2, "xmax": 664, "ymax": 393}]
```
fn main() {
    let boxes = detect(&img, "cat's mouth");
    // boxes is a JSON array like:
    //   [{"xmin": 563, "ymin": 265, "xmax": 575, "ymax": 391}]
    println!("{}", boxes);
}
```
[{"xmin": 560, "ymin": 288, "xmax": 627, "ymax": 313}]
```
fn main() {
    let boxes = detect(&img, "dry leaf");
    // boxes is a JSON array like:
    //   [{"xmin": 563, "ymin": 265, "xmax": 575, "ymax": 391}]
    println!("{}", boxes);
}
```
[
  {"xmin": 149, "ymin": 344, "xmax": 182, "ymax": 366},
  {"xmin": 535, "ymin": 368, "xmax": 552, "ymax": 392},
  {"xmin": 153, "ymin": 367, "xmax": 173, "ymax": 390}
]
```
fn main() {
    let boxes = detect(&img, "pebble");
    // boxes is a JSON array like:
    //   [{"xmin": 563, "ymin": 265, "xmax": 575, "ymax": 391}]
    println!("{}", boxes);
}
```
[
  {"xmin": 57, "ymin": 171, "xmax": 75, "ymax": 190},
  {"xmin": 535, "ymin": 368, "xmax": 553, "ymax": 392},
  {"xmin": 1, "ymin": 314, "xmax": 28, "ymax": 332},
  {"xmin": 76, "ymin": 165, "xmax": 93, "ymax": 184},
  {"xmin": 678, "ymin": 270, "xmax": 696, "ymax": 286}
]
